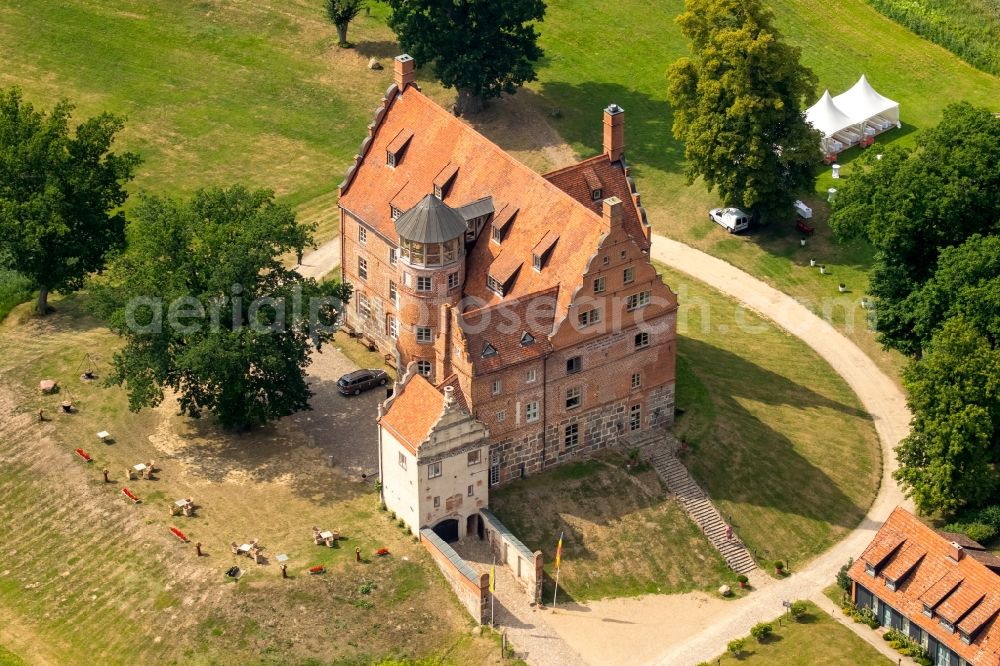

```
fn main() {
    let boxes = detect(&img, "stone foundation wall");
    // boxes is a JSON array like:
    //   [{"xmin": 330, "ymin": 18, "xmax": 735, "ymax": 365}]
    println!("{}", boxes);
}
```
[{"xmin": 479, "ymin": 509, "xmax": 543, "ymax": 603}]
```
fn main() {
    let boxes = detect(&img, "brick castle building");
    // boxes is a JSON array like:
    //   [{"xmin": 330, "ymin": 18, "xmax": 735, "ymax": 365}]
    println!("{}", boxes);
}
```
[{"xmin": 339, "ymin": 55, "xmax": 678, "ymax": 485}]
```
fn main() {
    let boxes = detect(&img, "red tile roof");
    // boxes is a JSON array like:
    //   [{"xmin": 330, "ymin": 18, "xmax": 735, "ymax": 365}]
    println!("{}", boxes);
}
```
[
  {"xmin": 338, "ymin": 86, "xmax": 619, "ymax": 318},
  {"xmin": 460, "ymin": 287, "xmax": 557, "ymax": 374},
  {"xmin": 543, "ymin": 154, "xmax": 649, "ymax": 249},
  {"xmin": 849, "ymin": 507, "xmax": 1000, "ymax": 666},
  {"xmin": 379, "ymin": 373, "xmax": 444, "ymax": 454}
]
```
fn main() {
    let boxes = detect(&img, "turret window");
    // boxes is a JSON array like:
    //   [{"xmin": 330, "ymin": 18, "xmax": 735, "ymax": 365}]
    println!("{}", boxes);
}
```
[
  {"xmin": 448, "ymin": 272, "xmax": 460, "ymax": 289},
  {"xmin": 416, "ymin": 327, "xmax": 432, "ymax": 343},
  {"xmin": 416, "ymin": 276, "xmax": 432, "ymax": 292},
  {"xmin": 399, "ymin": 238, "xmax": 461, "ymax": 267}
]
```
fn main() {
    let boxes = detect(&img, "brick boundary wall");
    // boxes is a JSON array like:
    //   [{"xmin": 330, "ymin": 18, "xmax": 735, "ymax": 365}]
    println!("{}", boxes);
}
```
[
  {"xmin": 479, "ymin": 509, "xmax": 543, "ymax": 604},
  {"xmin": 419, "ymin": 528, "xmax": 488, "ymax": 624}
]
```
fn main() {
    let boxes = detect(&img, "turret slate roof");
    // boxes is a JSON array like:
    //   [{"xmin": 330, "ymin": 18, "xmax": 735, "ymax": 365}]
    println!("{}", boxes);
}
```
[{"xmin": 394, "ymin": 193, "xmax": 468, "ymax": 244}]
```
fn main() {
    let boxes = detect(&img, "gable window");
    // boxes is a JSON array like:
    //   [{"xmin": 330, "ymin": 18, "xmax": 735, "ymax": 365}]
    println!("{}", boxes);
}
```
[
  {"xmin": 603, "ymin": 255, "xmax": 610, "ymax": 266},
  {"xmin": 416, "ymin": 360, "xmax": 432, "ymax": 377},
  {"xmin": 594, "ymin": 277, "xmax": 605, "ymax": 294},
  {"xmin": 627, "ymin": 291, "xmax": 651, "ymax": 311},
  {"xmin": 487, "ymin": 275, "xmax": 504, "ymax": 296},
  {"xmin": 433, "ymin": 496, "xmax": 440, "ymax": 508},
  {"xmin": 416, "ymin": 327, "xmax": 432, "ymax": 344},
  {"xmin": 526, "ymin": 368, "xmax": 537, "ymax": 383},
  {"xmin": 520, "ymin": 331, "xmax": 535, "ymax": 346},
  {"xmin": 620, "ymin": 250, "xmax": 627, "ymax": 260},
  {"xmin": 566, "ymin": 356, "xmax": 582, "ymax": 374},
  {"xmin": 578, "ymin": 308, "xmax": 601, "ymax": 328},
  {"xmin": 634, "ymin": 332, "xmax": 649, "ymax": 349},
  {"xmin": 526, "ymin": 401, "xmax": 539, "ymax": 422},
  {"xmin": 623, "ymin": 266, "xmax": 635, "ymax": 284},
  {"xmin": 468, "ymin": 450, "xmax": 481, "ymax": 466},
  {"xmin": 358, "ymin": 256, "xmax": 368, "ymax": 280},
  {"xmin": 428, "ymin": 461, "xmax": 443, "ymax": 479},
  {"xmin": 492, "ymin": 380, "xmax": 502, "ymax": 395},
  {"xmin": 398, "ymin": 451, "xmax": 407, "ymax": 469},
  {"xmin": 448, "ymin": 272, "xmax": 460, "ymax": 289},
  {"xmin": 468, "ymin": 484, "xmax": 474, "ymax": 497},
  {"xmin": 497, "ymin": 410, "xmax": 507, "ymax": 422},
  {"xmin": 591, "ymin": 187, "xmax": 603, "ymax": 201},
  {"xmin": 482, "ymin": 342, "xmax": 498, "ymax": 358},
  {"xmin": 358, "ymin": 226, "xmax": 367, "ymax": 245},
  {"xmin": 389, "ymin": 281, "xmax": 398, "ymax": 307},
  {"xmin": 389, "ymin": 248, "xmax": 397, "ymax": 265},
  {"xmin": 564, "ymin": 423, "xmax": 579, "ymax": 448},
  {"xmin": 417, "ymin": 276, "xmax": 432, "ymax": 292},
  {"xmin": 631, "ymin": 372, "xmax": 641, "ymax": 389},
  {"xmin": 565, "ymin": 386, "xmax": 581, "ymax": 410}
]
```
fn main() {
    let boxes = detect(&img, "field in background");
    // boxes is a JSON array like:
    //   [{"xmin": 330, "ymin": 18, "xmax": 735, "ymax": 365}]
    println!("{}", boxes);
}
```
[
  {"xmin": 0, "ymin": 295, "xmax": 500, "ymax": 665},
  {"xmin": 659, "ymin": 264, "xmax": 883, "ymax": 569},
  {"xmin": 490, "ymin": 453, "xmax": 739, "ymax": 602}
]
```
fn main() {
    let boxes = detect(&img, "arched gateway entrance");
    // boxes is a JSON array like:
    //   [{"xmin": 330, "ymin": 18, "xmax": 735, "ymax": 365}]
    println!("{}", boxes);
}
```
[{"xmin": 432, "ymin": 518, "xmax": 459, "ymax": 543}]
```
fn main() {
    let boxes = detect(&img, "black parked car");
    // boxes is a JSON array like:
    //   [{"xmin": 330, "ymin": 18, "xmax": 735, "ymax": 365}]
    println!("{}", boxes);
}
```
[{"xmin": 337, "ymin": 369, "xmax": 389, "ymax": 396}]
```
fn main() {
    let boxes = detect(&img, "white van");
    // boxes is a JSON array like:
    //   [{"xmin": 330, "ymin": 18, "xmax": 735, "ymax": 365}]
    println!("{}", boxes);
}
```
[{"xmin": 709, "ymin": 207, "xmax": 750, "ymax": 233}]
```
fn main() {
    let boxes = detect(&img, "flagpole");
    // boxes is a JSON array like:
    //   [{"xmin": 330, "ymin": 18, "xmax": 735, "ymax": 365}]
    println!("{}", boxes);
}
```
[
  {"xmin": 552, "ymin": 530, "xmax": 564, "ymax": 608},
  {"xmin": 491, "ymin": 556, "xmax": 496, "ymax": 627},
  {"xmin": 553, "ymin": 565, "xmax": 561, "ymax": 607}
]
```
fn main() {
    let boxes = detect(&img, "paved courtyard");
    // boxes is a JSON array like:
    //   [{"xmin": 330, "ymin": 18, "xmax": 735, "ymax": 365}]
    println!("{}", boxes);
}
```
[{"xmin": 290, "ymin": 343, "xmax": 386, "ymax": 477}]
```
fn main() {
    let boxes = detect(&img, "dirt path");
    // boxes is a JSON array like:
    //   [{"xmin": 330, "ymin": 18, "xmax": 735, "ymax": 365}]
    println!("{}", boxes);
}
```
[
  {"xmin": 538, "ymin": 235, "xmax": 913, "ymax": 665},
  {"xmin": 297, "ymin": 237, "xmax": 341, "ymax": 280}
]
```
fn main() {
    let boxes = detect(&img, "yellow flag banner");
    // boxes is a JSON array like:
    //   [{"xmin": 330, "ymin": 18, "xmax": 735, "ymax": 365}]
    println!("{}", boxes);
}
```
[
  {"xmin": 555, "ymin": 533, "xmax": 563, "ymax": 570},
  {"xmin": 489, "ymin": 563, "xmax": 495, "ymax": 593}
]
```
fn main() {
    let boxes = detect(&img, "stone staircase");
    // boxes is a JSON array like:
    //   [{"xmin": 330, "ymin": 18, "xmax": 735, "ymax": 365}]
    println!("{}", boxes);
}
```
[{"xmin": 642, "ymin": 439, "xmax": 758, "ymax": 575}]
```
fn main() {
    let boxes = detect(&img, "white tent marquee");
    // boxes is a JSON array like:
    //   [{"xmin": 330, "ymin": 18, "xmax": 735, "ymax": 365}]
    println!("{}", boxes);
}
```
[
  {"xmin": 805, "ymin": 75, "xmax": 900, "ymax": 155},
  {"xmin": 833, "ymin": 74, "xmax": 900, "ymax": 127},
  {"xmin": 805, "ymin": 90, "xmax": 855, "ymax": 152}
]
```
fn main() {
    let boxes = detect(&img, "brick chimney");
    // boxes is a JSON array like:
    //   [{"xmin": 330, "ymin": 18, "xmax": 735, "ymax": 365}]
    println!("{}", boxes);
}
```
[
  {"xmin": 602, "ymin": 196, "xmax": 622, "ymax": 232},
  {"xmin": 949, "ymin": 541, "xmax": 964, "ymax": 562},
  {"xmin": 603, "ymin": 104, "xmax": 625, "ymax": 162},
  {"xmin": 394, "ymin": 54, "xmax": 415, "ymax": 91}
]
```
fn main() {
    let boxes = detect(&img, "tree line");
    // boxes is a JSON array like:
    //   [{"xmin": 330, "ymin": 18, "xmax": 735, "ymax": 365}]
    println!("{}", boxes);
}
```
[{"xmin": 830, "ymin": 103, "xmax": 1000, "ymax": 522}]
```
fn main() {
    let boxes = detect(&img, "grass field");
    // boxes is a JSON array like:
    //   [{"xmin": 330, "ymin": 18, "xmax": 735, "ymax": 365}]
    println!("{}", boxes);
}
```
[
  {"xmin": 490, "ymin": 453, "xmax": 739, "ymax": 602},
  {"xmin": 707, "ymin": 601, "xmax": 892, "ymax": 665},
  {"xmin": 0, "ymin": 295, "xmax": 500, "ymax": 665},
  {"xmin": 659, "ymin": 264, "xmax": 883, "ymax": 569},
  {"xmin": 0, "ymin": 271, "xmax": 32, "ymax": 323}
]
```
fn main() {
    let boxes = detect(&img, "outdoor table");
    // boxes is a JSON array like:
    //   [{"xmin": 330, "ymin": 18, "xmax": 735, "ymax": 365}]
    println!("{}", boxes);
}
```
[
  {"xmin": 134, "ymin": 463, "xmax": 147, "ymax": 473},
  {"xmin": 319, "ymin": 531, "xmax": 333, "ymax": 540},
  {"xmin": 97, "ymin": 431, "xmax": 110, "ymax": 441},
  {"xmin": 238, "ymin": 543, "xmax": 251, "ymax": 554},
  {"xmin": 175, "ymin": 498, "xmax": 189, "ymax": 508}
]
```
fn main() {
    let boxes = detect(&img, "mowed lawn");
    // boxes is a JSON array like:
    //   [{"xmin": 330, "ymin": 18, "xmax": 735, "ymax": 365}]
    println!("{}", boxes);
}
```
[
  {"xmin": 490, "ymin": 454, "xmax": 739, "ymax": 602},
  {"xmin": 0, "ymin": 0, "xmax": 402, "ymax": 241},
  {"xmin": 658, "ymin": 265, "xmax": 882, "ymax": 569},
  {"xmin": 0, "ymin": 297, "xmax": 501, "ymax": 665},
  {"xmin": 709, "ymin": 601, "xmax": 892, "ymax": 665},
  {"xmin": 528, "ymin": 0, "xmax": 1000, "ymax": 381}
]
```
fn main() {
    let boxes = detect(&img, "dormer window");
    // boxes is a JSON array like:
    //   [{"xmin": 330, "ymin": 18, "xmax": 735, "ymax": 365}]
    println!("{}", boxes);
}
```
[
  {"xmin": 865, "ymin": 563, "xmax": 876, "ymax": 577},
  {"xmin": 923, "ymin": 604, "xmax": 934, "ymax": 618},
  {"xmin": 961, "ymin": 631, "xmax": 972, "ymax": 645},
  {"xmin": 391, "ymin": 206, "xmax": 402, "ymax": 220},
  {"xmin": 520, "ymin": 331, "xmax": 535, "ymax": 346},
  {"xmin": 482, "ymin": 342, "xmax": 497, "ymax": 358},
  {"xmin": 583, "ymin": 167, "xmax": 603, "ymax": 203},
  {"xmin": 433, "ymin": 163, "xmax": 459, "ymax": 199},
  {"xmin": 487, "ymin": 275, "xmax": 504, "ymax": 296},
  {"xmin": 491, "ymin": 224, "xmax": 503, "ymax": 244},
  {"xmin": 884, "ymin": 577, "xmax": 897, "ymax": 591},
  {"xmin": 591, "ymin": 188, "xmax": 603, "ymax": 201},
  {"xmin": 940, "ymin": 618, "xmax": 955, "ymax": 633},
  {"xmin": 531, "ymin": 232, "xmax": 558, "ymax": 272},
  {"xmin": 386, "ymin": 129, "xmax": 413, "ymax": 168},
  {"xmin": 434, "ymin": 185, "xmax": 443, "ymax": 198},
  {"xmin": 532, "ymin": 254, "xmax": 542, "ymax": 271}
]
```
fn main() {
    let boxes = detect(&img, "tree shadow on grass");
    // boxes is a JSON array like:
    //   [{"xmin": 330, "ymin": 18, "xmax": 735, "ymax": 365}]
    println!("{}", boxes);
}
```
[
  {"xmin": 533, "ymin": 80, "xmax": 681, "ymax": 177},
  {"xmin": 675, "ymin": 335, "xmax": 875, "ymax": 534}
]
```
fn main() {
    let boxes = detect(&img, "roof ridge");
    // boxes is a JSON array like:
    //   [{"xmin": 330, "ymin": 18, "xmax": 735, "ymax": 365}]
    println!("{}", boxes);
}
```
[
  {"xmin": 541, "ymin": 153, "xmax": 609, "ymax": 178},
  {"xmin": 404, "ymin": 90, "xmax": 604, "ymax": 224},
  {"xmin": 460, "ymin": 284, "xmax": 561, "ymax": 319}
]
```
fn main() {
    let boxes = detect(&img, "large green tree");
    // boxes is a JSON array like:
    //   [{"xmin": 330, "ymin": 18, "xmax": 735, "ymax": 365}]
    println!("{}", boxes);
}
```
[
  {"xmin": 325, "ymin": 0, "xmax": 364, "ymax": 46},
  {"xmin": 94, "ymin": 186, "xmax": 352, "ymax": 431},
  {"xmin": 387, "ymin": 0, "xmax": 545, "ymax": 115},
  {"xmin": 667, "ymin": 0, "xmax": 821, "ymax": 219},
  {"xmin": 0, "ymin": 87, "xmax": 140, "ymax": 314},
  {"xmin": 894, "ymin": 317, "xmax": 1000, "ymax": 514},
  {"xmin": 829, "ymin": 103, "xmax": 1000, "ymax": 355}
]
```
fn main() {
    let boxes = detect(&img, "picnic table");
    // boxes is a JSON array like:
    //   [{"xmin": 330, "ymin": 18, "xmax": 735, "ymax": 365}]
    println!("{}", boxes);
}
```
[
  {"xmin": 319, "ymin": 530, "xmax": 334, "ymax": 540},
  {"xmin": 134, "ymin": 463, "xmax": 147, "ymax": 473},
  {"xmin": 238, "ymin": 543, "xmax": 252, "ymax": 555},
  {"xmin": 97, "ymin": 431, "xmax": 110, "ymax": 442},
  {"xmin": 175, "ymin": 498, "xmax": 191, "ymax": 508}
]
